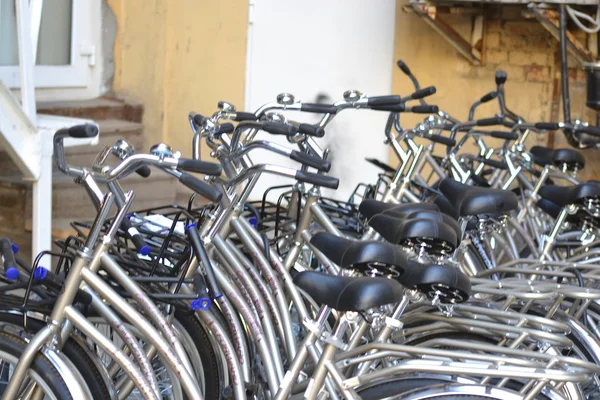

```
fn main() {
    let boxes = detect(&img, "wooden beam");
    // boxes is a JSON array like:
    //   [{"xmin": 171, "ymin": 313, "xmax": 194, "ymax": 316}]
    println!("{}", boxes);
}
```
[
  {"xmin": 410, "ymin": 2, "xmax": 482, "ymax": 65},
  {"xmin": 526, "ymin": 6, "xmax": 594, "ymax": 65}
]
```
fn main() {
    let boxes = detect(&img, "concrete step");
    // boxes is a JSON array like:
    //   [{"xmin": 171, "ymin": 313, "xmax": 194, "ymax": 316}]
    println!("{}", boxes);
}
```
[
  {"xmin": 25, "ymin": 172, "xmax": 179, "ymax": 222},
  {"xmin": 37, "ymin": 96, "xmax": 143, "ymax": 123}
]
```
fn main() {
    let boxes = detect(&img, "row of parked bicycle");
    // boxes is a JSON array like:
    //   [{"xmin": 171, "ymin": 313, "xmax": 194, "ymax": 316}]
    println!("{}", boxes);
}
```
[{"xmin": 1, "ymin": 60, "xmax": 600, "ymax": 399}]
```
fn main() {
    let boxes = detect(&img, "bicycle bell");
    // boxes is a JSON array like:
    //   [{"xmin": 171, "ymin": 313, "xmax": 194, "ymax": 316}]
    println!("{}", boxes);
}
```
[
  {"xmin": 218, "ymin": 101, "xmax": 236, "ymax": 113},
  {"xmin": 343, "ymin": 90, "xmax": 363, "ymax": 102},
  {"xmin": 276, "ymin": 93, "xmax": 295, "ymax": 105},
  {"xmin": 110, "ymin": 139, "xmax": 136, "ymax": 160},
  {"xmin": 150, "ymin": 143, "xmax": 180, "ymax": 159}
]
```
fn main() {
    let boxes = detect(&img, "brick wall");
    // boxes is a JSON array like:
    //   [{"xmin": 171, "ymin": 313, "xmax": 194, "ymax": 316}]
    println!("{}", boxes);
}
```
[{"xmin": 393, "ymin": 2, "xmax": 598, "ymax": 178}]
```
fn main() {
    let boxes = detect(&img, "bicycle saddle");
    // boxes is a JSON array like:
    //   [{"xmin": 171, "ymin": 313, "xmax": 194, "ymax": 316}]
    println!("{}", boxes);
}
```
[
  {"xmin": 293, "ymin": 271, "xmax": 405, "ymax": 311},
  {"xmin": 401, "ymin": 210, "xmax": 461, "ymax": 239},
  {"xmin": 398, "ymin": 262, "xmax": 471, "ymax": 304},
  {"xmin": 359, "ymin": 200, "xmax": 439, "ymax": 221},
  {"xmin": 310, "ymin": 232, "xmax": 409, "ymax": 270},
  {"xmin": 538, "ymin": 182, "xmax": 600, "ymax": 207},
  {"xmin": 368, "ymin": 214, "xmax": 459, "ymax": 249},
  {"xmin": 530, "ymin": 146, "xmax": 585, "ymax": 170},
  {"xmin": 438, "ymin": 178, "xmax": 518, "ymax": 217}
]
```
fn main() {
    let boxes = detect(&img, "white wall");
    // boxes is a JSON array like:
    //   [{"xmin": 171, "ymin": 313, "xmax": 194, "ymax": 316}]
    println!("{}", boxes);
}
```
[{"xmin": 245, "ymin": 0, "xmax": 396, "ymax": 201}]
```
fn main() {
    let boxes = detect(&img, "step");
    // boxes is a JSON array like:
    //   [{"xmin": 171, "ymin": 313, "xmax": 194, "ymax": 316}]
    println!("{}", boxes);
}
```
[
  {"xmin": 37, "ymin": 96, "xmax": 143, "ymax": 123},
  {"xmin": 25, "ymin": 172, "xmax": 180, "ymax": 222},
  {"xmin": 175, "ymin": 187, "xmax": 212, "ymax": 208}
]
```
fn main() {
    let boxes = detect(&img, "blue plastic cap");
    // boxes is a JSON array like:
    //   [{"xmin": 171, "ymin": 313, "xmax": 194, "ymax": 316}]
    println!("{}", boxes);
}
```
[
  {"xmin": 11, "ymin": 243, "xmax": 18, "ymax": 254},
  {"xmin": 190, "ymin": 297, "xmax": 211, "ymax": 311},
  {"xmin": 33, "ymin": 267, "xmax": 47, "ymax": 280},
  {"xmin": 185, "ymin": 222, "xmax": 197, "ymax": 232},
  {"xmin": 248, "ymin": 216, "xmax": 258, "ymax": 228},
  {"xmin": 139, "ymin": 245, "xmax": 151, "ymax": 256},
  {"xmin": 5, "ymin": 267, "xmax": 19, "ymax": 280},
  {"xmin": 213, "ymin": 293, "xmax": 223, "ymax": 300}
]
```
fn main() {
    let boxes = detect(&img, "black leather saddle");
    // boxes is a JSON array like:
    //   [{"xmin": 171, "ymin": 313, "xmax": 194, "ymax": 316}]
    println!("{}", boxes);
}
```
[
  {"xmin": 538, "ymin": 182, "xmax": 600, "ymax": 207},
  {"xmin": 402, "ymin": 210, "xmax": 461, "ymax": 239},
  {"xmin": 438, "ymin": 178, "xmax": 518, "ymax": 217},
  {"xmin": 309, "ymin": 232, "xmax": 472, "ymax": 304},
  {"xmin": 293, "ymin": 271, "xmax": 405, "ymax": 311},
  {"xmin": 368, "ymin": 214, "xmax": 459, "ymax": 249},
  {"xmin": 310, "ymin": 232, "xmax": 409, "ymax": 270},
  {"xmin": 359, "ymin": 200, "xmax": 439, "ymax": 221},
  {"xmin": 399, "ymin": 263, "xmax": 471, "ymax": 304},
  {"xmin": 530, "ymin": 146, "xmax": 585, "ymax": 170}
]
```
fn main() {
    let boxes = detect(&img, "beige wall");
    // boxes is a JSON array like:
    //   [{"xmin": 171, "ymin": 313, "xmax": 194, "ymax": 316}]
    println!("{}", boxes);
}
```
[
  {"xmin": 393, "ymin": 2, "xmax": 598, "ymax": 179},
  {"xmin": 107, "ymin": 0, "xmax": 248, "ymax": 158}
]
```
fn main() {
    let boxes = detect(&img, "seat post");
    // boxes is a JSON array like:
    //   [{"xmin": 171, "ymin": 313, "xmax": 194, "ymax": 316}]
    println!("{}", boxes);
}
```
[
  {"xmin": 540, "ymin": 206, "xmax": 574, "ymax": 261},
  {"xmin": 356, "ymin": 295, "xmax": 410, "ymax": 375},
  {"xmin": 517, "ymin": 165, "xmax": 551, "ymax": 224},
  {"xmin": 304, "ymin": 314, "xmax": 349, "ymax": 400}
]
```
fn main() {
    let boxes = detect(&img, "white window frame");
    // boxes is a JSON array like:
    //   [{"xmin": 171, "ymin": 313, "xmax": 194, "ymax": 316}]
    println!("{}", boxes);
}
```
[{"xmin": 0, "ymin": 0, "xmax": 92, "ymax": 89}]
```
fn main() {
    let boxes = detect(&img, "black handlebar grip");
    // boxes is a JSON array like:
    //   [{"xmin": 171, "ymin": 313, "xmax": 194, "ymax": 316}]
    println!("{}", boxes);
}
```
[
  {"xmin": 67, "ymin": 124, "xmax": 99, "ymax": 139},
  {"xmin": 295, "ymin": 171, "xmax": 339, "ymax": 189},
  {"xmin": 215, "ymin": 123, "xmax": 235, "ymax": 135},
  {"xmin": 410, "ymin": 86, "xmax": 436, "ymax": 100},
  {"xmin": 535, "ymin": 122, "xmax": 560, "ymax": 131},
  {"xmin": 367, "ymin": 95, "xmax": 402, "ymax": 106},
  {"xmin": 371, "ymin": 104, "xmax": 406, "ymax": 112},
  {"xmin": 233, "ymin": 112, "xmax": 257, "ymax": 122},
  {"xmin": 422, "ymin": 134, "xmax": 456, "ymax": 147},
  {"xmin": 409, "ymin": 105, "xmax": 439, "ymax": 114},
  {"xmin": 488, "ymin": 131, "xmax": 518, "ymax": 140},
  {"xmin": 577, "ymin": 126, "xmax": 600, "ymax": 137},
  {"xmin": 186, "ymin": 223, "xmax": 222, "ymax": 299},
  {"xmin": 439, "ymin": 123, "xmax": 456, "ymax": 131},
  {"xmin": 121, "ymin": 218, "xmax": 151, "ymax": 256},
  {"xmin": 177, "ymin": 159, "xmax": 223, "ymax": 175},
  {"xmin": 135, "ymin": 166, "xmax": 152, "ymax": 178},
  {"xmin": 178, "ymin": 173, "xmax": 223, "ymax": 203},
  {"xmin": 290, "ymin": 151, "xmax": 331, "ymax": 172},
  {"xmin": 396, "ymin": 60, "xmax": 412, "ymax": 76},
  {"xmin": 297, "ymin": 123, "xmax": 325, "ymax": 137},
  {"xmin": 476, "ymin": 117, "xmax": 503, "ymax": 126},
  {"xmin": 191, "ymin": 275, "xmax": 211, "ymax": 311},
  {"xmin": 480, "ymin": 91, "xmax": 498, "ymax": 103},
  {"xmin": 0, "ymin": 239, "xmax": 18, "ymax": 280},
  {"xmin": 495, "ymin": 71, "xmax": 507, "ymax": 85},
  {"xmin": 192, "ymin": 114, "xmax": 204, "ymax": 127},
  {"xmin": 479, "ymin": 158, "xmax": 507, "ymax": 170},
  {"xmin": 300, "ymin": 103, "xmax": 338, "ymax": 114},
  {"xmin": 262, "ymin": 122, "xmax": 298, "ymax": 136}
]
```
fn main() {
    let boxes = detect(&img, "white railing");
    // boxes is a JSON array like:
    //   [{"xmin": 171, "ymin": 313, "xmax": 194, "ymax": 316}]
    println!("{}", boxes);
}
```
[{"xmin": 0, "ymin": 0, "xmax": 97, "ymax": 261}]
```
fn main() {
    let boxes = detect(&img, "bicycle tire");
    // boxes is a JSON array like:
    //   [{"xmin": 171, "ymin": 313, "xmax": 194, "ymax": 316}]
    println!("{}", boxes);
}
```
[
  {"xmin": 0, "ymin": 311, "xmax": 112, "ymax": 399},
  {"xmin": 174, "ymin": 310, "xmax": 221, "ymax": 400},
  {"xmin": 0, "ymin": 330, "xmax": 74, "ymax": 399}
]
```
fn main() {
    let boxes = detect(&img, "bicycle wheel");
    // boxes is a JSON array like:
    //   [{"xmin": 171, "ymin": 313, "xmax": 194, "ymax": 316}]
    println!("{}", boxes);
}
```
[
  {"xmin": 0, "ymin": 330, "xmax": 74, "ymax": 399},
  {"xmin": 0, "ymin": 311, "xmax": 112, "ymax": 399},
  {"xmin": 86, "ymin": 310, "xmax": 221, "ymax": 399}
]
